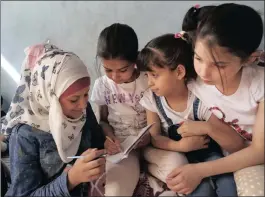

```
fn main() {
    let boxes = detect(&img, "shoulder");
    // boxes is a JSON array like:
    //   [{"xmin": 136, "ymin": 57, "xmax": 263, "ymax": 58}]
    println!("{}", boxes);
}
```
[{"xmin": 243, "ymin": 65, "xmax": 264, "ymax": 102}]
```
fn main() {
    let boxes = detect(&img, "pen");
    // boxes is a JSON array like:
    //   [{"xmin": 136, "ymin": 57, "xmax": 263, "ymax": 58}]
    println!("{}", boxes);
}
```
[{"xmin": 67, "ymin": 154, "xmax": 107, "ymax": 159}]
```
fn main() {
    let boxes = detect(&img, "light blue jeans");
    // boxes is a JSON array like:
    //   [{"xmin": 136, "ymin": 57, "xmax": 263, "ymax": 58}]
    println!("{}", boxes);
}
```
[{"xmin": 189, "ymin": 152, "xmax": 237, "ymax": 197}]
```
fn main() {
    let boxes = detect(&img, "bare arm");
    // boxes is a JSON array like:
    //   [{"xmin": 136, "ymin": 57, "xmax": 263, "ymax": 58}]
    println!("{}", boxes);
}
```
[
  {"xmin": 146, "ymin": 109, "xmax": 208, "ymax": 152},
  {"xmin": 179, "ymin": 114, "xmax": 247, "ymax": 153},
  {"xmin": 207, "ymin": 114, "xmax": 247, "ymax": 153},
  {"xmin": 146, "ymin": 109, "xmax": 182, "ymax": 151},
  {"xmin": 97, "ymin": 105, "xmax": 115, "ymax": 138},
  {"xmin": 198, "ymin": 101, "xmax": 264, "ymax": 178}
]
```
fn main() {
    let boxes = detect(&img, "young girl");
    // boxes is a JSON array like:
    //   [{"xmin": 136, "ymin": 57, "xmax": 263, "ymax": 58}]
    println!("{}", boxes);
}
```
[
  {"xmin": 166, "ymin": 3, "xmax": 264, "ymax": 196},
  {"xmin": 138, "ymin": 33, "xmax": 245, "ymax": 196},
  {"xmin": 90, "ymin": 23, "xmax": 149, "ymax": 196},
  {"xmin": 1, "ymin": 43, "xmax": 106, "ymax": 196}
]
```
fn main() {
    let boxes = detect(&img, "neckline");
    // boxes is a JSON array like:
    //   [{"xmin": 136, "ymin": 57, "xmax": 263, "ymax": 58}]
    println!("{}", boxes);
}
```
[{"xmin": 209, "ymin": 68, "xmax": 245, "ymax": 98}]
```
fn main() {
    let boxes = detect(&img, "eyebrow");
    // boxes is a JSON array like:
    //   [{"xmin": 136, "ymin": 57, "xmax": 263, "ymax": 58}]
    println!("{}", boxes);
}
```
[
  {"xmin": 194, "ymin": 51, "xmax": 229, "ymax": 65},
  {"xmin": 103, "ymin": 65, "xmax": 130, "ymax": 71}
]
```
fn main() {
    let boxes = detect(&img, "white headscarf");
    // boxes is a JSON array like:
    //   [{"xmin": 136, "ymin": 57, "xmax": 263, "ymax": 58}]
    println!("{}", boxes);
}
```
[{"xmin": 2, "ymin": 44, "xmax": 90, "ymax": 163}]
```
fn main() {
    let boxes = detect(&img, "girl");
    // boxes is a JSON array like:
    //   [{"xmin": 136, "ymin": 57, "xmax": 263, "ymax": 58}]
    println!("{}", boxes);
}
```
[
  {"xmin": 138, "ymin": 33, "xmax": 245, "ymax": 196},
  {"xmin": 90, "ymin": 23, "xmax": 149, "ymax": 196},
  {"xmin": 2, "ymin": 44, "xmax": 106, "ymax": 196},
  {"xmin": 167, "ymin": 3, "xmax": 264, "ymax": 196}
]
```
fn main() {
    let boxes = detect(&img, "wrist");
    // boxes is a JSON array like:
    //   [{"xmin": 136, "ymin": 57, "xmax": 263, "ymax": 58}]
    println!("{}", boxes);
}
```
[
  {"xmin": 202, "ymin": 122, "xmax": 212, "ymax": 135},
  {"xmin": 194, "ymin": 162, "xmax": 210, "ymax": 179},
  {"xmin": 173, "ymin": 140, "xmax": 184, "ymax": 152},
  {"xmin": 67, "ymin": 168, "xmax": 80, "ymax": 191}
]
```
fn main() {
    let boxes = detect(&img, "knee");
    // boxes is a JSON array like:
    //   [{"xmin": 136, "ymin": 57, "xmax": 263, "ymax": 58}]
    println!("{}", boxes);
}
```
[{"xmin": 189, "ymin": 179, "xmax": 214, "ymax": 196}]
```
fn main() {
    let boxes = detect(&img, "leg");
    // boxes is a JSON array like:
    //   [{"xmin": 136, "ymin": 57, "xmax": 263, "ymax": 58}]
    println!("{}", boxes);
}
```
[
  {"xmin": 188, "ymin": 178, "xmax": 215, "ymax": 197},
  {"xmin": 105, "ymin": 150, "xmax": 140, "ymax": 196},
  {"xmin": 204, "ymin": 152, "xmax": 237, "ymax": 196},
  {"xmin": 143, "ymin": 146, "xmax": 188, "ymax": 183},
  {"xmin": 234, "ymin": 165, "xmax": 264, "ymax": 196}
]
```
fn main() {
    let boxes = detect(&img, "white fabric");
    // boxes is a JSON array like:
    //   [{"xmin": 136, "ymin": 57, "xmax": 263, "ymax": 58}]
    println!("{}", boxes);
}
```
[
  {"xmin": 188, "ymin": 65, "xmax": 264, "ymax": 141},
  {"xmin": 90, "ymin": 72, "xmax": 148, "ymax": 140},
  {"xmin": 2, "ymin": 44, "xmax": 90, "ymax": 163},
  {"xmin": 139, "ymin": 89, "xmax": 212, "ymax": 134}
]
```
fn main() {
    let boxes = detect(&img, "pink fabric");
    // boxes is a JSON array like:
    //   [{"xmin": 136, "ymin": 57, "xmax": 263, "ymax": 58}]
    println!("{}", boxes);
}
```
[
  {"xmin": 60, "ymin": 77, "xmax": 90, "ymax": 99},
  {"xmin": 24, "ymin": 44, "xmax": 45, "ymax": 69}
]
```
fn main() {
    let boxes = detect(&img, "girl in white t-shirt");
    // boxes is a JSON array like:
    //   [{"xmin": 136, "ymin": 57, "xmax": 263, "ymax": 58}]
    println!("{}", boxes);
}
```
[
  {"xmin": 90, "ymin": 23, "xmax": 149, "ymax": 196},
  {"xmin": 138, "ymin": 33, "xmax": 245, "ymax": 196},
  {"xmin": 166, "ymin": 3, "xmax": 264, "ymax": 196}
]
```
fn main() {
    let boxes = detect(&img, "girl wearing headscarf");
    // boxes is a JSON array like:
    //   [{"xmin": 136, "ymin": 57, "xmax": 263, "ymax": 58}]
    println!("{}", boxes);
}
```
[{"xmin": 2, "ymin": 43, "xmax": 106, "ymax": 196}]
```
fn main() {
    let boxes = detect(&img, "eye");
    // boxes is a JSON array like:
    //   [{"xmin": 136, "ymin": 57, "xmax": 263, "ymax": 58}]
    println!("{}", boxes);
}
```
[
  {"xmin": 194, "ymin": 56, "xmax": 202, "ymax": 61},
  {"xmin": 105, "ymin": 69, "xmax": 112, "ymax": 73},
  {"xmin": 119, "ymin": 68, "xmax": 128, "ymax": 73},
  {"xmin": 70, "ymin": 99, "xmax": 78, "ymax": 103},
  {"xmin": 152, "ymin": 73, "xmax": 159, "ymax": 78}
]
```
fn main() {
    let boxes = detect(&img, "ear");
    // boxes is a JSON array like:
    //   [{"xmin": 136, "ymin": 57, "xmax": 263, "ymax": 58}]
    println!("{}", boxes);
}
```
[{"xmin": 174, "ymin": 64, "xmax": 186, "ymax": 80}]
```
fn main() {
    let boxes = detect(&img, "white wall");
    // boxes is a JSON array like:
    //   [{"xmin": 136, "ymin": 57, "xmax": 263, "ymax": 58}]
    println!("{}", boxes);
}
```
[{"xmin": 1, "ymin": 1, "xmax": 264, "ymax": 111}]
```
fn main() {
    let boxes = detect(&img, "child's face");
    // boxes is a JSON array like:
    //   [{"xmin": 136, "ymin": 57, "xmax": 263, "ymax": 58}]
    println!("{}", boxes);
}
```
[
  {"xmin": 194, "ymin": 39, "xmax": 243, "ymax": 88},
  {"xmin": 59, "ymin": 86, "xmax": 90, "ymax": 119},
  {"xmin": 146, "ymin": 65, "xmax": 181, "ymax": 97},
  {"xmin": 102, "ymin": 58, "xmax": 135, "ymax": 84}
]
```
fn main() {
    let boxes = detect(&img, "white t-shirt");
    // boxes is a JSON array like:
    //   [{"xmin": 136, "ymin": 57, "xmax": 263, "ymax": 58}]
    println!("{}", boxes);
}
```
[
  {"xmin": 139, "ymin": 89, "xmax": 212, "ymax": 135},
  {"xmin": 90, "ymin": 72, "xmax": 148, "ymax": 140},
  {"xmin": 188, "ymin": 65, "xmax": 264, "ymax": 141}
]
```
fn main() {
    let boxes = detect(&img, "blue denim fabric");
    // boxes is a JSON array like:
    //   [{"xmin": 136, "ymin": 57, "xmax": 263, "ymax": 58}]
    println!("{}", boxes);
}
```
[
  {"xmin": 5, "ymin": 103, "xmax": 105, "ymax": 197},
  {"xmin": 189, "ymin": 152, "xmax": 237, "ymax": 197}
]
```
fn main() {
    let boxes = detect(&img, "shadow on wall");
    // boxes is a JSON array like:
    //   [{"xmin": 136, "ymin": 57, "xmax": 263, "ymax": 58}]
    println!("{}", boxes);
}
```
[{"xmin": 1, "ymin": 54, "xmax": 20, "ymax": 112}]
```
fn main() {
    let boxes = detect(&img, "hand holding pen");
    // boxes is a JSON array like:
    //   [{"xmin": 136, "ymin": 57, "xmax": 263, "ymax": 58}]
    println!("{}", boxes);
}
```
[
  {"xmin": 67, "ymin": 148, "xmax": 106, "ymax": 191},
  {"xmin": 104, "ymin": 136, "xmax": 122, "ymax": 155}
]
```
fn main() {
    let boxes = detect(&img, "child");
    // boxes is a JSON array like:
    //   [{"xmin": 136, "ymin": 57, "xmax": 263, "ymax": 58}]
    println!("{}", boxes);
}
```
[
  {"xmin": 138, "ymin": 33, "xmax": 245, "ymax": 196},
  {"xmin": 2, "ymin": 43, "xmax": 106, "ymax": 196},
  {"xmin": 90, "ymin": 23, "xmax": 149, "ymax": 196},
  {"xmin": 166, "ymin": 3, "xmax": 264, "ymax": 196}
]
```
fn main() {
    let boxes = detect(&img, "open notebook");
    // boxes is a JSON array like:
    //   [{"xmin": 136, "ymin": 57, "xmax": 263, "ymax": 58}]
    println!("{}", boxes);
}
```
[{"xmin": 106, "ymin": 123, "xmax": 155, "ymax": 164}]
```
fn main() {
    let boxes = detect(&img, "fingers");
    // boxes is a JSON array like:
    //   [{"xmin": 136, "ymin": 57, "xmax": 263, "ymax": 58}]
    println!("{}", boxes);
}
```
[
  {"xmin": 85, "ymin": 165, "xmax": 105, "ymax": 181},
  {"xmin": 178, "ymin": 188, "xmax": 191, "ymax": 195},
  {"xmin": 166, "ymin": 167, "xmax": 182, "ymax": 179},
  {"xmin": 84, "ymin": 157, "xmax": 105, "ymax": 171},
  {"xmin": 81, "ymin": 148, "xmax": 97, "ymax": 156},
  {"xmin": 105, "ymin": 140, "xmax": 121, "ymax": 154},
  {"xmin": 170, "ymin": 183, "xmax": 186, "ymax": 193},
  {"xmin": 82, "ymin": 149, "xmax": 106, "ymax": 163}
]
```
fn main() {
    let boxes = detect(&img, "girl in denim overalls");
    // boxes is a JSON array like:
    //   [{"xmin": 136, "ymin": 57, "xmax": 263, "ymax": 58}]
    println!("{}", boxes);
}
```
[{"xmin": 138, "ymin": 33, "xmax": 245, "ymax": 196}]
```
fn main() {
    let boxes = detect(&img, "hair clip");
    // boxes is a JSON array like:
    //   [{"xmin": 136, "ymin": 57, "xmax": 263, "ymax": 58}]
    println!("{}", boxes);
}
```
[{"xmin": 174, "ymin": 31, "xmax": 187, "ymax": 41}]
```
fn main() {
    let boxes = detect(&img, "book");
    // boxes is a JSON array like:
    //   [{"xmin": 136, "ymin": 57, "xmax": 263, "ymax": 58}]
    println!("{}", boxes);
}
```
[{"xmin": 106, "ymin": 123, "xmax": 155, "ymax": 164}]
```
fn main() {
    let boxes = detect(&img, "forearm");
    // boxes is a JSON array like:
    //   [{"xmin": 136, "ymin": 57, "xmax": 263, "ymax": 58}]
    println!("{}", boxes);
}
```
[
  {"xmin": 99, "ymin": 121, "xmax": 115, "ymax": 138},
  {"xmin": 198, "ymin": 144, "xmax": 264, "ymax": 178},
  {"xmin": 152, "ymin": 135, "xmax": 181, "ymax": 152},
  {"xmin": 206, "ymin": 115, "xmax": 246, "ymax": 153},
  {"xmin": 208, "ymin": 124, "xmax": 246, "ymax": 153},
  {"xmin": 29, "ymin": 172, "xmax": 71, "ymax": 197}
]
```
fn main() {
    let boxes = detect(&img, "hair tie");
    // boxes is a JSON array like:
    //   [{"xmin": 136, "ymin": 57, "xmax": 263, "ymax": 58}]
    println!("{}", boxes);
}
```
[
  {"xmin": 174, "ymin": 31, "xmax": 187, "ymax": 41},
  {"xmin": 194, "ymin": 4, "xmax": 200, "ymax": 12}
]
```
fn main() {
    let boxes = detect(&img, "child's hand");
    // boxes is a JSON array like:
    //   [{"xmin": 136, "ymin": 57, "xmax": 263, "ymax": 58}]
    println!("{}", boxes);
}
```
[
  {"xmin": 166, "ymin": 163, "xmax": 204, "ymax": 195},
  {"xmin": 104, "ymin": 136, "xmax": 122, "ymax": 155},
  {"xmin": 68, "ymin": 148, "xmax": 106, "ymax": 191},
  {"xmin": 179, "ymin": 135, "xmax": 209, "ymax": 152},
  {"xmin": 135, "ymin": 133, "xmax": 151, "ymax": 149},
  {"xmin": 178, "ymin": 121, "xmax": 210, "ymax": 137}
]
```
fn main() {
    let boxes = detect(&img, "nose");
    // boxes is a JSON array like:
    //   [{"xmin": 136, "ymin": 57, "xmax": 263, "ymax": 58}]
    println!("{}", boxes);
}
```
[
  {"xmin": 147, "ymin": 77, "xmax": 154, "ymax": 88},
  {"xmin": 112, "ymin": 72, "xmax": 120, "ymax": 82},
  {"xmin": 198, "ymin": 63, "xmax": 211, "ymax": 79},
  {"xmin": 78, "ymin": 97, "xmax": 87, "ymax": 110}
]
